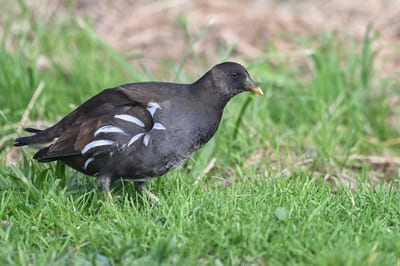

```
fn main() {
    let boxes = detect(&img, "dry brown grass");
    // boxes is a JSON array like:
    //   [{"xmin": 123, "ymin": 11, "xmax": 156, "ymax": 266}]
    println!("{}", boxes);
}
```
[
  {"xmin": 241, "ymin": 147, "xmax": 400, "ymax": 189},
  {"xmin": 18, "ymin": 0, "xmax": 400, "ymax": 76}
]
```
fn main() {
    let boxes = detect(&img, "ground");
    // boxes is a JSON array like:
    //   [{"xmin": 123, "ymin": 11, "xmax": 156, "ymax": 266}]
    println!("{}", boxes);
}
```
[
  {"xmin": 29, "ymin": 0, "xmax": 400, "ymax": 75},
  {"xmin": 1, "ymin": 0, "xmax": 400, "ymax": 265}
]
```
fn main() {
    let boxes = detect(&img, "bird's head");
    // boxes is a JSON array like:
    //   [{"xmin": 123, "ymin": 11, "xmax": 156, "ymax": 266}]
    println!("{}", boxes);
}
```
[{"xmin": 210, "ymin": 62, "xmax": 263, "ymax": 98}]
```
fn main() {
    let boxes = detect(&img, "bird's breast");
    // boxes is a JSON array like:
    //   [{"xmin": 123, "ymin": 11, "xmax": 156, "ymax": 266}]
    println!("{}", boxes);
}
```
[{"xmin": 148, "ymin": 104, "xmax": 222, "ymax": 162}]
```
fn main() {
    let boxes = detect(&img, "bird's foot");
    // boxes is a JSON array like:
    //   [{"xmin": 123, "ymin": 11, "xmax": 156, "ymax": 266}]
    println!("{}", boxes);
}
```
[{"xmin": 134, "ymin": 181, "xmax": 160, "ymax": 204}]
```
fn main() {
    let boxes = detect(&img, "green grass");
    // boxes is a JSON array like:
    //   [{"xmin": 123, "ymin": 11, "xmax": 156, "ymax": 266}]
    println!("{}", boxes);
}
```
[
  {"xmin": 1, "ymin": 2, "xmax": 400, "ymax": 265},
  {"xmin": 2, "ymin": 170, "xmax": 400, "ymax": 265}
]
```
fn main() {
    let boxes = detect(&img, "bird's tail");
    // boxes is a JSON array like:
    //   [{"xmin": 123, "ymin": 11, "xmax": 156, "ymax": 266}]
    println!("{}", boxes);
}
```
[{"xmin": 14, "ymin": 128, "xmax": 51, "ymax": 147}]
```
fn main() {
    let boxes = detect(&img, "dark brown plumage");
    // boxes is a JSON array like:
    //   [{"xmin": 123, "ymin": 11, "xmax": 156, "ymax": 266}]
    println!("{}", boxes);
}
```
[{"xmin": 15, "ymin": 62, "xmax": 262, "ymax": 197}]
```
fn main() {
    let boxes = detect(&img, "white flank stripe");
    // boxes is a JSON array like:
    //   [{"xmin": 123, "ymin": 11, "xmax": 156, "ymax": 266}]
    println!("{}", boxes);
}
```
[
  {"xmin": 83, "ymin": 157, "xmax": 94, "ymax": 170},
  {"xmin": 82, "ymin": 140, "xmax": 115, "ymax": 154},
  {"xmin": 114, "ymin": 114, "xmax": 145, "ymax": 127},
  {"xmin": 153, "ymin": 123, "xmax": 166, "ymax": 130},
  {"xmin": 143, "ymin": 133, "xmax": 151, "ymax": 147},
  {"xmin": 94, "ymin": 125, "xmax": 125, "ymax": 137},
  {"xmin": 128, "ymin": 133, "xmax": 145, "ymax": 147},
  {"xmin": 147, "ymin": 102, "xmax": 161, "ymax": 117}
]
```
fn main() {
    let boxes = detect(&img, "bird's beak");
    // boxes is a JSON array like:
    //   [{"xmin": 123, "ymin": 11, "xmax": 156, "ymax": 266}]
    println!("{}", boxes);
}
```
[{"xmin": 245, "ymin": 78, "xmax": 263, "ymax": 96}]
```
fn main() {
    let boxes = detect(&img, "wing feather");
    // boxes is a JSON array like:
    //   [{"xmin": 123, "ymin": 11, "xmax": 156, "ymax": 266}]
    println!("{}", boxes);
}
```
[{"xmin": 33, "ymin": 88, "xmax": 154, "ymax": 161}]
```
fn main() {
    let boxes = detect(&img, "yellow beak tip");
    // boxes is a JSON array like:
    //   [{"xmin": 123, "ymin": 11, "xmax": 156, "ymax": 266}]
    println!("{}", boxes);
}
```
[{"xmin": 252, "ymin": 87, "xmax": 264, "ymax": 96}]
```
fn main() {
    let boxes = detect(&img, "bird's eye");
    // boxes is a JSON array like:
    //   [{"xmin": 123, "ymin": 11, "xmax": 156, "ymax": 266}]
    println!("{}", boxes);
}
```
[{"xmin": 232, "ymin": 73, "xmax": 238, "ymax": 78}]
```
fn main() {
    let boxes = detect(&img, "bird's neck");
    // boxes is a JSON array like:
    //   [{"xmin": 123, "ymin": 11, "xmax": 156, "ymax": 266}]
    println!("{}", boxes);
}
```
[{"xmin": 191, "ymin": 73, "xmax": 231, "ymax": 111}]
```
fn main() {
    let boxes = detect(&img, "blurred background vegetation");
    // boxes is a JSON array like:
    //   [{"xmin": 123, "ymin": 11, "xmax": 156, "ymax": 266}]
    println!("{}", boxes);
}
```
[
  {"xmin": 1, "ymin": 0, "xmax": 399, "ymax": 185},
  {"xmin": 1, "ymin": 1, "xmax": 400, "ymax": 265}
]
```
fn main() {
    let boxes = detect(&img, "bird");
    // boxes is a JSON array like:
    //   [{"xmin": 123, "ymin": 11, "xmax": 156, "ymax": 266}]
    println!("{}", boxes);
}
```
[{"xmin": 14, "ymin": 62, "xmax": 263, "ymax": 199}]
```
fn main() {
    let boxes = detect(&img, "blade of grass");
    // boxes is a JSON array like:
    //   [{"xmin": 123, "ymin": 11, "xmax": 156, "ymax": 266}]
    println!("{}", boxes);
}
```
[
  {"xmin": 233, "ymin": 94, "xmax": 255, "ymax": 140},
  {"xmin": 76, "ymin": 18, "xmax": 146, "ymax": 81},
  {"xmin": 174, "ymin": 20, "xmax": 214, "ymax": 81}
]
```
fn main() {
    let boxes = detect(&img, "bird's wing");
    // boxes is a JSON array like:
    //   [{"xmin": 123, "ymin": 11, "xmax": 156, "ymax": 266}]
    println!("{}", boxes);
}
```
[{"xmin": 33, "ymin": 87, "xmax": 160, "ymax": 161}]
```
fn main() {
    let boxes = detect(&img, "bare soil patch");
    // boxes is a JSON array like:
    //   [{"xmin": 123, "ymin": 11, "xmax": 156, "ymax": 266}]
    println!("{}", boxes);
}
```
[{"xmin": 58, "ymin": 0, "xmax": 400, "ymax": 76}]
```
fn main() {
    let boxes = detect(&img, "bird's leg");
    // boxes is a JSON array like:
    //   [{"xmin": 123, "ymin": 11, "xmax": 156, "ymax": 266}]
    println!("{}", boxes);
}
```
[
  {"xmin": 97, "ymin": 175, "xmax": 112, "ymax": 200},
  {"xmin": 134, "ymin": 181, "xmax": 160, "ymax": 203},
  {"xmin": 98, "ymin": 175, "xmax": 111, "ymax": 192}
]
